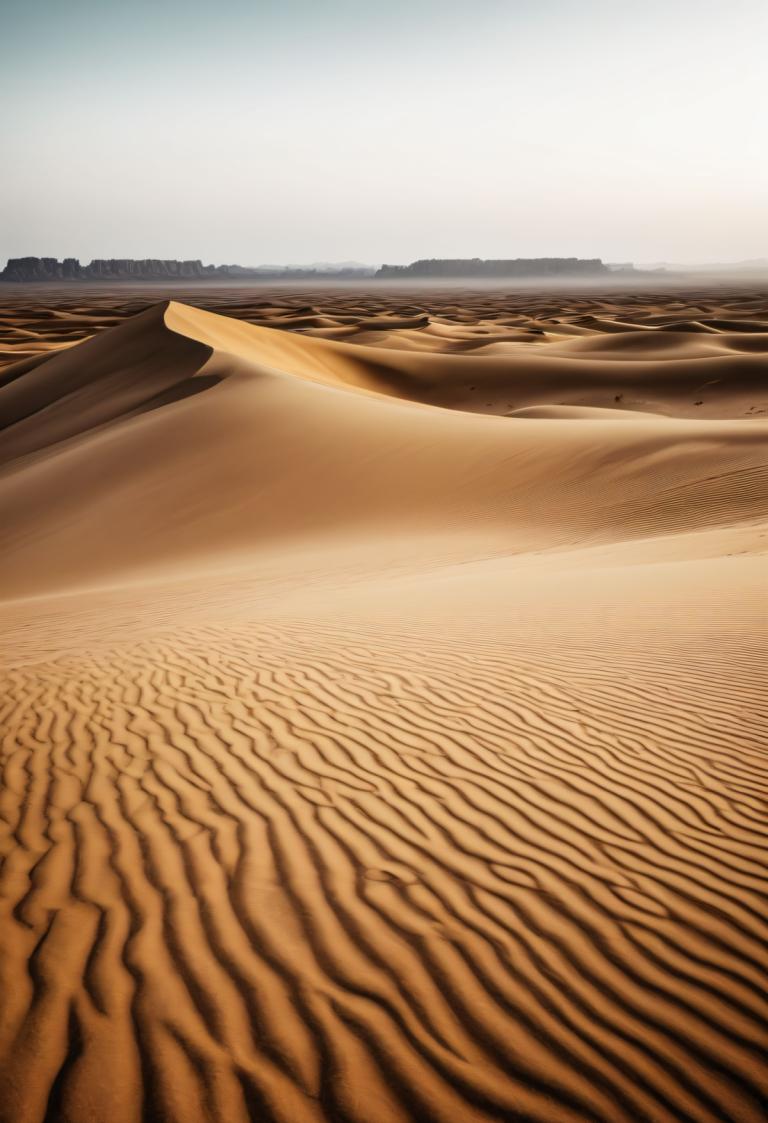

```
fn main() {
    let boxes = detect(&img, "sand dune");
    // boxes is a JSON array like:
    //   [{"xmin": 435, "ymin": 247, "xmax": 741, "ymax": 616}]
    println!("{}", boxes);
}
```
[{"xmin": 1, "ymin": 289, "xmax": 767, "ymax": 1123}]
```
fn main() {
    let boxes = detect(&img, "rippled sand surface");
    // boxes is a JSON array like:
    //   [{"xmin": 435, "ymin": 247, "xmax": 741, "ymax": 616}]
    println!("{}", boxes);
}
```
[{"xmin": 1, "ymin": 286, "xmax": 767, "ymax": 1122}]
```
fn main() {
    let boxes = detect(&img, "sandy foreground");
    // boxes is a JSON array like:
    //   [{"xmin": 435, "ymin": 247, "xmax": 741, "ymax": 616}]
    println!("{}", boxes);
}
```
[{"xmin": 0, "ymin": 286, "xmax": 767, "ymax": 1123}]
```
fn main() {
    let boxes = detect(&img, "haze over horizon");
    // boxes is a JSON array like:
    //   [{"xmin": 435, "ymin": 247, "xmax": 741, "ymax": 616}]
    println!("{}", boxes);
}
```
[{"xmin": 2, "ymin": 0, "xmax": 767, "ymax": 267}]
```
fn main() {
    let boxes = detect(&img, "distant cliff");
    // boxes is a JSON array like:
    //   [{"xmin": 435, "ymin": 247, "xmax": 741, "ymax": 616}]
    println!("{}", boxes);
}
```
[
  {"xmin": 0, "ymin": 258, "xmax": 376, "ymax": 282},
  {"xmin": 1, "ymin": 255, "xmax": 611, "ymax": 283},
  {"xmin": 375, "ymin": 258, "xmax": 608, "ymax": 279},
  {"xmin": 0, "ymin": 258, "xmax": 219, "ymax": 282}
]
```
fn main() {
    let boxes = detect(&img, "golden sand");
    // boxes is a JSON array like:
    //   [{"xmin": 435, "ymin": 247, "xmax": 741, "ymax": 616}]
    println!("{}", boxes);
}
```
[{"xmin": 1, "ymin": 287, "xmax": 766, "ymax": 1122}]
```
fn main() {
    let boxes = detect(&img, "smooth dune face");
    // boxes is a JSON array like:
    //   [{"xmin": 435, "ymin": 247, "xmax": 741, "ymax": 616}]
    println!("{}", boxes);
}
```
[{"xmin": 0, "ymin": 287, "xmax": 767, "ymax": 1123}]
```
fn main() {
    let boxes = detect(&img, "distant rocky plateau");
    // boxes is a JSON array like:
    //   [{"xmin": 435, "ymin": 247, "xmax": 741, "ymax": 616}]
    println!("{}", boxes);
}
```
[
  {"xmin": 375, "ymin": 258, "xmax": 609, "ymax": 279},
  {"xmin": 0, "ymin": 258, "xmax": 376, "ymax": 282},
  {"xmin": 1, "ymin": 255, "xmax": 634, "ymax": 283}
]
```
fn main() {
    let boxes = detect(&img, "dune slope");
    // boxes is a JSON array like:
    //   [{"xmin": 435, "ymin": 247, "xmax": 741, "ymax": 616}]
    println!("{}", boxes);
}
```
[{"xmin": 0, "ymin": 297, "xmax": 766, "ymax": 1123}]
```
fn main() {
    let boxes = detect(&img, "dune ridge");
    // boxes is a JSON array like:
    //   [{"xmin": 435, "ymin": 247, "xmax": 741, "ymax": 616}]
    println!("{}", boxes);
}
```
[{"xmin": 0, "ymin": 290, "xmax": 767, "ymax": 1123}]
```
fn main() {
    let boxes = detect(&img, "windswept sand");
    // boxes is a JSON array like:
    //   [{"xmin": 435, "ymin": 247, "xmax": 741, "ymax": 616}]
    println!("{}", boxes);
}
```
[{"xmin": 0, "ymin": 288, "xmax": 767, "ymax": 1123}]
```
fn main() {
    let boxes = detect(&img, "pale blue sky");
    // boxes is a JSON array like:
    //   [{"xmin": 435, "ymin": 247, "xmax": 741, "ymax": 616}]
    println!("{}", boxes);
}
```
[{"xmin": 2, "ymin": 0, "xmax": 766, "ymax": 264}]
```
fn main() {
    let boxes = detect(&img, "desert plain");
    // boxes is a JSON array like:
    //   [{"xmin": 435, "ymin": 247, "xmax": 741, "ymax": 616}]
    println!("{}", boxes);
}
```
[{"xmin": 0, "ymin": 284, "xmax": 766, "ymax": 1123}]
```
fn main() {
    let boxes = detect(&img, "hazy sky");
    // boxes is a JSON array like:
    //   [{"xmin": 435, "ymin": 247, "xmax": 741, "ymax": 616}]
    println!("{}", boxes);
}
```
[{"xmin": 2, "ymin": 0, "xmax": 766, "ymax": 265}]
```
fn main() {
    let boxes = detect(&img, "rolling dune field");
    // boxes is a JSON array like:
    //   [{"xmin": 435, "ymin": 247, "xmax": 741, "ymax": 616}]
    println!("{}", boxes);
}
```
[{"xmin": 0, "ymin": 287, "xmax": 767, "ymax": 1123}]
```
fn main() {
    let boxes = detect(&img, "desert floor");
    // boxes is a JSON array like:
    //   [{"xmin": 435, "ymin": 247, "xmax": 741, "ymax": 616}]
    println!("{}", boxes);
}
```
[{"xmin": 1, "ymin": 285, "xmax": 767, "ymax": 1123}]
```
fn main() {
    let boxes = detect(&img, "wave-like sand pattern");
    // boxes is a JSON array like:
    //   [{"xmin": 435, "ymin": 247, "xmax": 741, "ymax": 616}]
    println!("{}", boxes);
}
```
[
  {"xmin": 0, "ymin": 289, "xmax": 767, "ymax": 1122},
  {"xmin": 2, "ymin": 607, "xmax": 767, "ymax": 1123}
]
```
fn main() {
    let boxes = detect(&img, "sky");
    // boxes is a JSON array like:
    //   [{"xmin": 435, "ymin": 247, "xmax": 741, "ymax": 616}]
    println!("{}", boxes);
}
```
[{"xmin": 1, "ymin": 0, "xmax": 767, "ymax": 266}]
